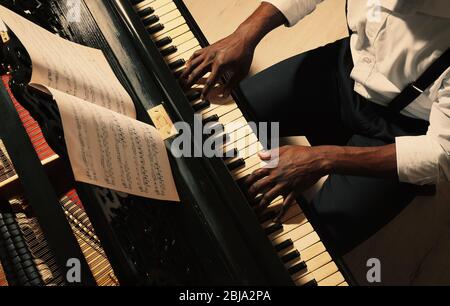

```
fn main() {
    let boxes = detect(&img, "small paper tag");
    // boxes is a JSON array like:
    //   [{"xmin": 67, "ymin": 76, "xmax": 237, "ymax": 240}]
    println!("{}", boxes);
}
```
[{"xmin": 148, "ymin": 104, "xmax": 178, "ymax": 141}]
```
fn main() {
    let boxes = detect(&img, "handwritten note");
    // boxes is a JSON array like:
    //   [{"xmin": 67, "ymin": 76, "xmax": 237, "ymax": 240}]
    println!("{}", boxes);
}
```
[
  {"xmin": 49, "ymin": 88, "xmax": 179, "ymax": 201},
  {"xmin": 0, "ymin": 6, "xmax": 136, "ymax": 118}
]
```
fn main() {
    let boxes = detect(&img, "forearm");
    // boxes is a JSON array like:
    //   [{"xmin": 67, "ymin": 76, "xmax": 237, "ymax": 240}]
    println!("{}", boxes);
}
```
[
  {"xmin": 235, "ymin": 2, "xmax": 287, "ymax": 48},
  {"xmin": 317, "ymin": 144, "xmax": 398, "ymax": 179}
]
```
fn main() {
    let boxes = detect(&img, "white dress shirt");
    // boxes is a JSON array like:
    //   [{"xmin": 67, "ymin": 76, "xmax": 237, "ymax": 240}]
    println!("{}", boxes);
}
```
[{"xmin": 263, "ymin": 0, "xmax": 450, "ymax": 185}]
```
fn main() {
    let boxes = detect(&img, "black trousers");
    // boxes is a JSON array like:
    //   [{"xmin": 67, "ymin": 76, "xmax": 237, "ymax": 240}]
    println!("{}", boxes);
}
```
[{"xmin": 239, "ymin": 38, "xmax": 430, "ymax": 255}]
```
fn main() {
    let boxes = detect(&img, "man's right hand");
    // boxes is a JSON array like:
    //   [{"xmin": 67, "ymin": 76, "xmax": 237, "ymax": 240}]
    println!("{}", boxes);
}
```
[
  {"xmin": 180, "ymin": 30, "xmax": 255, "ymax": 99},
  {"xmin": 180, "ymin": 2, "xmax": 287, "ymax": 99}
]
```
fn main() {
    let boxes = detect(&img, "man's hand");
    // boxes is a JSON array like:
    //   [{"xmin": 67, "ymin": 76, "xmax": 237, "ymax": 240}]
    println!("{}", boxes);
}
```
[
  {"xmin": 245, "ymin": 146, "xmax": 328, "ymax": 213},
  {"xmin": 180, "ymin": 31, "xmax": 255, "ymax": 98},
  {"xmin": 180, "ymin": 2, "xmax": 287, "ymax": 98},
  {"xmin": 245, "ymin": 144, "xmax": 398, "ymax": 219}
]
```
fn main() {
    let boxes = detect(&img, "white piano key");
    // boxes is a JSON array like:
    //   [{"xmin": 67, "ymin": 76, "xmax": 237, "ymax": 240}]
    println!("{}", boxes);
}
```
[
  {"xmin": 231, "ymin": 155, "xmax": 262, "ymax": 176},
  {"xmin": 158, "ymin": 9, "xmax": 182, "ymax": 25},
  {"xmin": 291, "ymin": 251, "xmax": 333, "ymax": 280},
  {"xmin": 152, "ymin": 16, "xmax": 187, "ymax": 38},
  {"xmin": 167, "ymin": 45, "xmax": 202, "ymax": 64},
  {"xmin": 163, "ymin": 31, "xmax": 195, "ymax": 50},
  {"xmin": 261, "ymin": 205, "xmax": 302, "ymax": 229},
  {"xmin": 275, "ymin": 223, "xmax": 315, "ymax": 251},
  {"xmin": 268, "ymin": 213, "xmax": 308, "ymax": 240},
  {"xmin": 295, "ymin": 262, "xmax": 339, "ymax": 285},
  {"xmin": 166, "ymin": 38, "xmax": 199, "ymax": 60},
  {"xmin": 319, "ymin": 272, "xmax": 345, "ymax": 286},
  {"xmin": 200, "ymin": 102, "xmax": 237, "ymax": 118},
  {"xmin": 153, "ymin": 2, "xmax": 177, "ymax": 16},
  {"xmin": 285, "ymin": 243, "xmax": 327, "ymax": 271},
  {"xmin": 136, "ymin": 0, "xmax": 171, "ymax": 11},
  {"xmin": 281, "ymin": 231, "xmax": 320, "ymax": 253}
]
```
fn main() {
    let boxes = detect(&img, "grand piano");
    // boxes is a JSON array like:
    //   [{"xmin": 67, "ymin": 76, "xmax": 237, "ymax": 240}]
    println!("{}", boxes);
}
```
[{"xmin": 0, "ymin": 0, "xmax": 354, "ymax": 286}]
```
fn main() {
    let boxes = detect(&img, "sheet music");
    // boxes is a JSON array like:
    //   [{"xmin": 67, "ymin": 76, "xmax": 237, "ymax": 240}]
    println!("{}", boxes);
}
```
[
  {"xmin": 49, "ymin": 88, "xmax": 179, "ymax": 202},
  {"xmin": 0, "ymin": 5, "xmax": 136, "ymax": 118},
  {"xmin": 0, "ymin": 6, "xmax": 179, "ymax": 201}
]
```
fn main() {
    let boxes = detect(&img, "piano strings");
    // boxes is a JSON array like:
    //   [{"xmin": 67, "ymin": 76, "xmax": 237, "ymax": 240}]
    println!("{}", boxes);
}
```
[{"xmin": 0, "ymin": 255, "xmax": 7, "ymax": 286}]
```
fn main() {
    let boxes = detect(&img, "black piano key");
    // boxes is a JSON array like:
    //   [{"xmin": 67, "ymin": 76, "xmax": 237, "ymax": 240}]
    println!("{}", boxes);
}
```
[
  {"xmin": 169, "ymin": 59, "xmax": 186, "ymax": 70},
  {"xmin": 147, "ymin": 23, "xmax": 164, "ymax": 34},
  {"xmin": 138, "ymin": 6, "xmax": 155, "ymax": 17},
  {"xmin": 212, "ymin": 134, "xmax": 229, "ymax": 147},
  {"xmin": 227, "ymin": 158, "xmax": 245, "ymax": 171},
  {"xmin": 192, "ymin": 100, "xmax": 211, "ymax": 112},
  {"xmin": 203, "ymin": 114, "xmax": 219, "ymax": 125},
  {"xmin": 156, "ymin": 36, "xmax": 172, "ymax": 48},
  {"xmin": 142, "ymin": 15, "xmax": 159, "ymax": 27},
  {"xmin": 250, "ymin": 194, "xmax": 263, "ymax": 208},
  {"xmin": 160, "ymin": 45, "xmax": 178, "ymax": 56},
  {"xmin": 187, "ymin": 91, "xmax": 202, "ymax": 101},
  {"xmin": 288, "ymin": 261, "xmax": 307, "ymax": 275},
  {"xmin": 173, "ymin": 69, "xmax": 185, "ymax": 79},
  {"xmin": 281, "ymin": 250, "xmax": 300, "ymax": 263},
  {"xmin": 303, "ymin": 279, "xmax": 318, "ymax": 287},
  {"xmin": 131, "ymin": 0, "xmax": 144, "ymax": 5},
  {"xmin": 223, "ymin": 148, "xmax": 238, "ymax": 160},
  {"xmin": 275, "ymin": 239, "xmax": 294, "ymax": 252},
  {"xmin": 258, "ymin": 210, "xmax": 278, "ymax": 224},
  {"xmin": 265, "ymin": 223, "xmax": 283, "ymax": 236}
]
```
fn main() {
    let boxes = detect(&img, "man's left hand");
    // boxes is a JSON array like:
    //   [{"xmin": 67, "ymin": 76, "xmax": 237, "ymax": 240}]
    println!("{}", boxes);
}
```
[{"xmin": 245, "ymin": 145, "xmax": 329, "ymax": 214}]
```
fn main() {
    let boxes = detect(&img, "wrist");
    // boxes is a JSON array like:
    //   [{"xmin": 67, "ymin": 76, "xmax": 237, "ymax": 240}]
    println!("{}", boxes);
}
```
[
  {"xmin": 312, "ymin": 146, "xmax": 341, "ymax": 175},
  {"xmin": 234, "ymin": 22, "xmax": 260, "ymax": 49}
]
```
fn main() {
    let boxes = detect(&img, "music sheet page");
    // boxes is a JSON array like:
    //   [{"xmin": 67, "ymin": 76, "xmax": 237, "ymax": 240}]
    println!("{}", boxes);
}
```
[
  {"xmin": 49, "ymin": 88, "xmax": 179, "ymax": 202},
  {"xmin": 0, "ymin": 5, "xmax": 180, "ymax": 202},
  {"xmin": 0, "ymin": 5, "xmax": 136, "ymax": 118}
]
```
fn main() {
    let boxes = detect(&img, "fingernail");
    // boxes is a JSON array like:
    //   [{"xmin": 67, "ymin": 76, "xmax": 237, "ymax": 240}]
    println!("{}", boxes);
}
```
[{"xmin": 259, "ymin": 150, "xmax": 271, "ymax": 159}]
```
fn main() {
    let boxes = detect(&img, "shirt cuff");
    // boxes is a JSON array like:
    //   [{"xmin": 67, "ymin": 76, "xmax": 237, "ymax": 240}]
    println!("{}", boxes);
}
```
[
  {"xmin": 262, "ymin": 0, "xmax": 321, "ymax": 27},
  {"xmin": 396, "ymin": 135, "xmax": 442, "ymax": 185}
]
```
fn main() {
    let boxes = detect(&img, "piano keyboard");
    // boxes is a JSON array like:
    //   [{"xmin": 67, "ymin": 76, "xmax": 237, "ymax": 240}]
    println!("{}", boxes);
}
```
[{"xmin": 132, "ymin": 0, "xmax": 348, "ymax": 286}]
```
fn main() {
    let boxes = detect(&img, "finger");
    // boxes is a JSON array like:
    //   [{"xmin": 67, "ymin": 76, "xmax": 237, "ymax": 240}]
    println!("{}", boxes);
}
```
[
  {"xmin": 256, "ymin": 184, "xmax": 288, "ymax": 214},
  {"xmin": 245, "ymin": 167, "xmax": 271, "ymax": 187},
  {"xmin": 258, "ymin": 150, "xmax": 273, "ymax": 161},
  {"xmin": 248, "ymin": 176, "xmax": 275, "ymax": 199},
  {"xmin": 186, "ymin": 61, "xmax": 212, "ymax": 88},
  {"xmin": 202, "ymin": 64, "xmax": 222, "ymax": 98},
  {"xmin": 274, "ymin": 192, "xmax": 296, "ymax": 223},
  {"xmin": 188, "ymin": 49, "xmax": 204, "ymax": 63},
  {"xmin": 180, "ymin": 55, "xmax": 205, "ymax": 81}
]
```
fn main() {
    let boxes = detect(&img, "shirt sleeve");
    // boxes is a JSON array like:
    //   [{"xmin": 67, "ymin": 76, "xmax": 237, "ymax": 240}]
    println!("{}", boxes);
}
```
[
  {"xmin": 395, "ymin": 72, "xmax": 450, "ymax": 185},
  {"xmin": 262, "ymin": 0, "xmax": 323, "ymax": 27}
]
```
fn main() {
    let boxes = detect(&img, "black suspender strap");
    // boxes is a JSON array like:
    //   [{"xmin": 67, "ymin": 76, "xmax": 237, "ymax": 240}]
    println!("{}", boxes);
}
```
[{"xmin": 388, "ymin": 48, "xmax": 450, "ymax": 113}]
